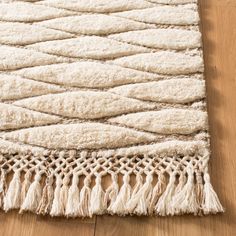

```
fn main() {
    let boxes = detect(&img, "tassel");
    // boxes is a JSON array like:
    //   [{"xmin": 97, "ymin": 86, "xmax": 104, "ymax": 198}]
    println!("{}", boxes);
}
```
[
  {"xmin": 126, "ymin": 174, "xmax": 153, "ymax": 215},
  {"xmin": 170, "ymin": 169, "xmax": 198, "ymax": 215},
  {"xmin": 105, "ymin": 173, "xmax": 119, "ymax": 212},
  {"xmin": 20, "ymin": 173, "xmax": 42, "ymax": 213},
  {"xmin": 195, "ymin": 171, "xmax": 204, "ymax": 215},
  {"xmin": 90, "ymin": 175, "xmax": 106, "ymax": 215},
  {"xmin": 4, "ymin": 171, "xmax": 21, "ymax": 211},
  {"xmin": 134, "ymin": 174, "xmax": 153, "ymax": 215},
  {"xmin": 78, "ymin": 176, "xmax": 91, "ymax": 217},
  {"xmin": 59, "ymin": 175, "xmax": 70, "ymax": 214},
  {"xmin": 132, "ymin": 174, "xmax": 144, "ymax": 196},
  {"xmin": 129, "ymin": 174, "xmax": 145, "ymax": 214},
  {"xmin": 174, "ymin": 172, "xmax": 186, "ymax": 195},
  {"xmin": 50, "ymin": 175, "xmax": 70, "ymax": 216},
  {"xmin": 0, "ymin": 169, "xmax": 6, "ymax": 208},
  {"xmin": 21, "ymin": 171, "xmax": 32, "ymax": 203},
  {"xmin": 50, "ymin": 175, "xmax": 63, "ymax": 216},
  {"xmin": 109, "ymin": 173, "xmax": 131, "ymax": 215},
  {"xmin": 148, "ymin": 173, "xmax": 165, "ymax": 215},
  {"xmin": 65, "ymin": 174, "xmax": 80, "ymax": 217},
  {"xmin": 125, "ymin": 174, "xmax": 143, "ymax": 214},
  {"xmin": 202, "ymin": 172, "xmax": 224, "ymax": 214},
  {"xmin": 155, "ymin": 172, "xmax": 176, "ymax": 216},
  {"xmin": 37, "ymin": 174, "xmax": 54, "ymax": 215}
]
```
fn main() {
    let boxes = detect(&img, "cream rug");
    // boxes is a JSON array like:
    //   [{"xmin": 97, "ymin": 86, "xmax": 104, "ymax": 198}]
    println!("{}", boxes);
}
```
[{"xmin": 0, "ymin": 0, "xmax": 223, "ymax": 217}]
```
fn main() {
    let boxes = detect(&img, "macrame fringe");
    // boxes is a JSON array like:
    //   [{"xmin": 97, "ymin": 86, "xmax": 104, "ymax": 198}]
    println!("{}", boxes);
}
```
[
  {"xmin": 0, "ymin": 167, "xmax": 224, "ymax": 217},
  {"xmin": 0, "ymin": 170, "xmax": 6, "ymax": 208},
  {"xmin": 65, "ymin": 174, "xmax": 80, "ymax": 217},
  {"xmin": 126, "ymin": 173, "xmax": 153, "ymax": 215},
  {"xmin": 169, "ymin": 169, "xmax": 198, "ymax": 215},
  {"xmin": 105, "ymin": 173, "xmax": 119, "ymax": 211},
  {"xmin": 20, "ymin": 173, "xmax": 42, "ymax": 213},
  {"xmin": 202, "ymin": 172, "xmax": 224, "ymax": 214},
  {"xmin": 148, "ymin": 172, "xmax": 166, "ymax": 214},
  {"xmin": 155, "ymin": 172, "xmax": 176, "ymax": 216},
  {"xmin": 78, "ymin": 176, "xmax": 92, "ymax": 217},
  {"xmin": 37, "ymin": 174, "xmax": 54, "ymax": 215},
  {"xmin": 50, "ymin": 175, "xmax": 63, "ymax": 216},
  {"xmin": 109, "ymin": 173, "xmax": 132, "ymax": 215},
  {"xmin": 3, "ymin": 171, "xmax": 21, "ymax": 211},
  {"xmin": 21, "ymin": 171, "xmax": 32, "ymax": 203},
  {"xmin": 90, "ymin": 174, "xmax": 106, "ymax": 215}
]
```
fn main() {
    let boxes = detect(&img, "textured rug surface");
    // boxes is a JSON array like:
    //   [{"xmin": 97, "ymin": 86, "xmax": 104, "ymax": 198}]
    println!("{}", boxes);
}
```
[{"xmin": 0, "ymin": 0, "xmax": 223, "ymax": 217}]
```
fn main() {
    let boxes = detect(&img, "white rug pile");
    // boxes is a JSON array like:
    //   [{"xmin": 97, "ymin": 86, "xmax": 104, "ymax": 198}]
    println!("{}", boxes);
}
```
[{"xmin": 0, "ymin": 0, "xmax": 223, "ymax": 217}]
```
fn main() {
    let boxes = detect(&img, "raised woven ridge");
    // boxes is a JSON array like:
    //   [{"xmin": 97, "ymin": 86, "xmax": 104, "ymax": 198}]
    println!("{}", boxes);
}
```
[{"xmin": 0, "ymin": 0, "xmax": 223, "ymax": 217}]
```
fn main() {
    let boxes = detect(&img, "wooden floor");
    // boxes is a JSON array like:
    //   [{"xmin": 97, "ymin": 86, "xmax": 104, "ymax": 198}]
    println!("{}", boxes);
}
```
[{"xmin": 0, "ymin": 0, "xmax": 236, "ymax": 235}]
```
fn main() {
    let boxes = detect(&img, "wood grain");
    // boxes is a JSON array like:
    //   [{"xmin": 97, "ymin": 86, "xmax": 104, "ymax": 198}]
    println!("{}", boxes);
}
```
[
  {"xmin": 0, "ymin": 211, "xmax": 95, "ymax": 236},
  {"xmin": 0, "ymin": 0, "xmax": 235, "ymax": 235}
]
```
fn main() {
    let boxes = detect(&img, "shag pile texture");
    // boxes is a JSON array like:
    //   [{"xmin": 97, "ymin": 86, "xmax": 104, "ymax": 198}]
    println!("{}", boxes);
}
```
[{"xmin": 0, "ymin": 0, "xmax": 223, "ymax": 217}]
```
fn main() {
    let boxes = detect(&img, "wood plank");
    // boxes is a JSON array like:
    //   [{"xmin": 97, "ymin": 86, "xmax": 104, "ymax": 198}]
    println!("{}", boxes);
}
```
[
  {"xmin": 211, "ymin": 0, "xmax": 236, "ymax": 6},
  {"xmin": 95, "ymin": 1, "xmax": 236, "ymax": 236},
  {"xmin": 0, "ymin": 211, "xmax": 95, "ymax": 236}
]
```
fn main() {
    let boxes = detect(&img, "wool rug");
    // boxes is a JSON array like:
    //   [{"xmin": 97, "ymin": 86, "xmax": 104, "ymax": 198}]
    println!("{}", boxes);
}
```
[{"xmin": 0, "ymin": 0, "xmax": 223, "ymax": 217}]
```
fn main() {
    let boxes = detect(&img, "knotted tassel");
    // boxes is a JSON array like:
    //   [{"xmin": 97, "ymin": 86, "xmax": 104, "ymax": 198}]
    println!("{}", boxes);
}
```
[
  {"xmin": 4, "ymin": 170, "xmax": 21, "ymax": 211},
  {"xmin": 195, "ymin": 170, "xmax": 204, "ymax": 215},
  {"xmin": 127, "ymin": 174, "xmax": 144, "ymax": 214},
  {"xmin": 105, "ymin": 173, "xmax": 119, "ymax": 212},
  {"xmin": 167, "ymin": 171, "xmax": 186, "ymax": 214},
  {"xmin": 59, "ymin": 175, "xmax": 70, "ymax": 214},
  {"xmin": 133, "ymin": 174, "xmax": 153, "ymax": 215},
  {"xmin": 78, "ymin": 176, "xmax": 92, "ymax": 217},
  {"xmin": 202, "ymin": 172, "xmax": 224, "ymax": 214},
  {"xmin": 50, "ymin": 175, "xmax": 63, "ymax": 216},
  {"xmin": 149, "ymin": 172, "xmax": 165, "ymax": 215},
  {"xmin": 126, "ymin": 174, "xmax": 152, "ymax": 215},
  {"xmin": 131, "ymin": 174, "xmax": 144, "ymax": 198},
  {"xmin": 0, "ymin": 169, "xmax": 6, "ymax": 208},
  {"xmin": 65, "ymin": 174, "xmax": 80, "ymax": 217},
  {"xmin": 109, "ymin": 173, "xmax": 131, "ymax": 215},
  {"xmin": 37, "ymin": 174, "xmax": 54, "ymax": 215},
  {"xmin": 174, "ymin": 172, "xmax": 186, "ymax": 195},
  {"xmin": 21, "ymin": 171, "xmax": 32, "ymax": 203},
  {"xmin": 170, "ymin": 169, "xmax": 198, "ymax": 215},
  {"xmin": 90, "ymin": 174, "xmax": 106, "ymax": 215},
  {"xmin": 155, "ymin": 172, "xmax": 176, "ymax": 216},
  {"xmin": 20, "ymin": 172, "xmax": 42, "ymax": 213}
]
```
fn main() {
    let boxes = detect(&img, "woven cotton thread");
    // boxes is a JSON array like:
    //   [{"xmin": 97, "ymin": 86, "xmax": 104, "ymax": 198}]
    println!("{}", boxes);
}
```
[{"xmin": 0, "ymin": 0, "xmax": 223, "ymax": 217}]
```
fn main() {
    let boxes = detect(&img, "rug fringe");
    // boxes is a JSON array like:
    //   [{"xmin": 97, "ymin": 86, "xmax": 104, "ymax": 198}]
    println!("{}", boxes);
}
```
[
  {"xmin": 65, "ymin": 174, "xmax": 80, "ymax": 217},
  {"xmin": 0, "ymin": 169, "xmax": 6, "ymax": 208},
  {"xmin": 50, "ymin": 175, "xmax": 63, "ymax": 216},
  {"xmin": 202, "ymin": 172, "xmax": 224, "ymax": 214},
  {"xmin": 169, "ymin": 169, "xmax": 198, "ymax": 215},
  {"xmin": 20, "ymin": 173, "xmax": 42, "ymax": 213},
  {"xmin": 105, "ymin": 173, "xmax": 119, "ymax": 212},
  {"xmin": 78, "ymin": 176, "xmax": 92, "ymax": 217},
  {"xmin": 3, "ymin": 170, "xmax": 21, "ymax": 211},
  {"xmin": 21, "ymin": 171, "xmax": 32, "ymax": 204},
  {"xmin": 109, "ymin": 173, "xmax": 131, "ymax": 215},
  {"xmin": 90, "ymin": 174, "xmax": 106, "ymax": 215},
  {"xmin": 0, "ymin": 161, "xmax": 224, "ymax": 217}
]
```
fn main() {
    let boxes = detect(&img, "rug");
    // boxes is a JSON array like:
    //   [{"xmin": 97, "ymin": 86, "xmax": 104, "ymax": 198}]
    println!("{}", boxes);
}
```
[{"xmin": 0, "ymin": 0, "xmax": 223, "ymax": 217}]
